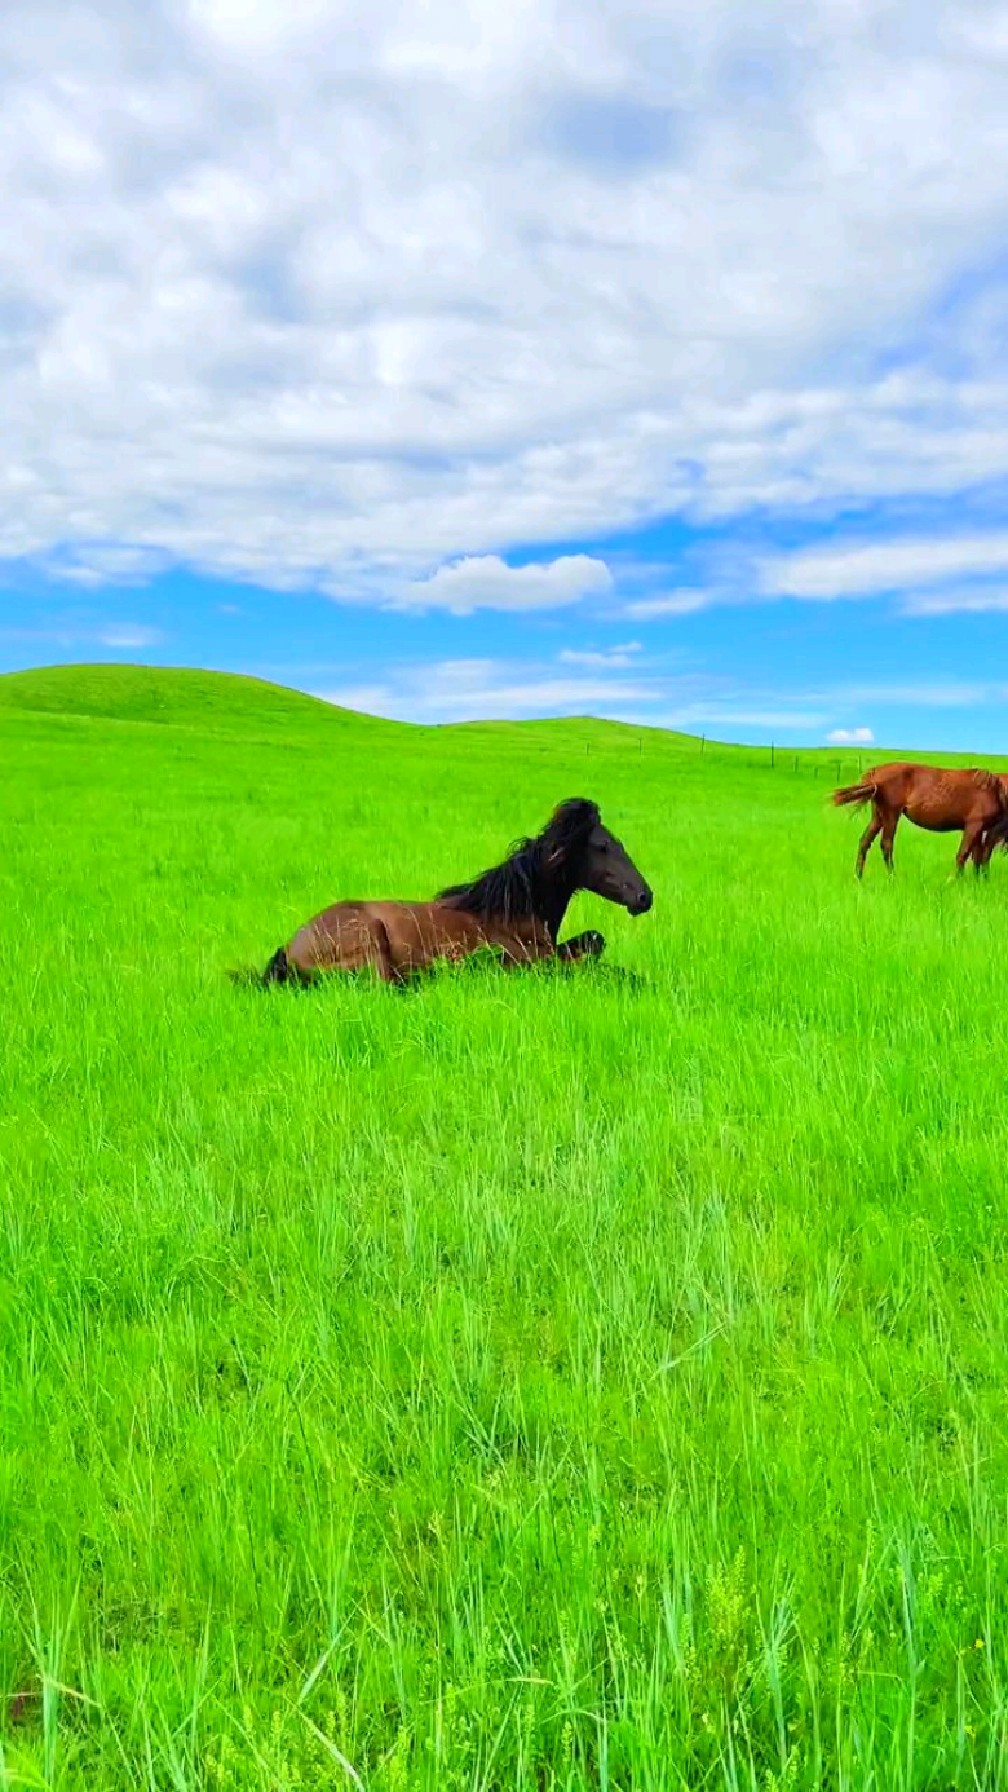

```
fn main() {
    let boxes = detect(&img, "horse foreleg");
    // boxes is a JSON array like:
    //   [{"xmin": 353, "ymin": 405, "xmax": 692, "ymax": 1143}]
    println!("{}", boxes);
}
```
[
  {"xmin": 495, "ymin": 935, "xmax": 553, "ymax": 970},
  {"xmin": 494, "ymin": 928, "xmax": 602, "ymax": 970},
  {"xmin": 556, "ymin": 930, "xmax": 606, "ymax": 963},
  {"xmin": 856, "ymin": 807, "xmax": 883, "ymax": 878}
]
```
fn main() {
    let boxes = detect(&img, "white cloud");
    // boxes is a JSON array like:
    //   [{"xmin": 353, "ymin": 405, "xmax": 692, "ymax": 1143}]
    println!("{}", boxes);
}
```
[
  {"xmin": 44, "ymin": 544, "xmax": 171, "ymax": 589},
  {"xmin": 761, "ymin": 534, "xmax": 1008, "ymax": 600},
  {"xmin": 827, "ymin": 726, "xmax": 874, "ymax": 745},
  {"xmin": 390, "ymin": 553, "xmax": 612, "ymax": 614},
  {"xmin": 97, "ymin": 624, "xmax": 164, "ymax": 648},
  {"xmin": 558, "ymin": 641, "xmax": 642, "ymax": 668},
  {"xmin": 316, "ymin": 654, "xmax": 835, "ymax": 732},
  {"xmin": 296, "ymin": 640, "xmax": 1008, "ymax": 749},
  {"xmin": 655, "ymin": 705, "xmax": 830, "ymax": 731},
  {"xmin": 314, "ymin": 656, "xmax": 1006, "ymax": 730},
  {"xmin": 623, "ymin": 590, "xmax": 714, "ymax": 618},
  {"xmin": 900, "ymin": 587, "xmax": 1008, "ymax": 616},
  {"xmin": 0, "ymin": 616, "xmax": 165, "ymax": 652},
  {"xmin": 321, "ymin": 656, "xmax": 656, "ymax": 721},
  {"xmin": 2, "ymin": 1, "xmax": 1008, "ymax": 592},
  {"xmin": 828, "ymin": 679, "xmax": 1001, "ymax": 708}
]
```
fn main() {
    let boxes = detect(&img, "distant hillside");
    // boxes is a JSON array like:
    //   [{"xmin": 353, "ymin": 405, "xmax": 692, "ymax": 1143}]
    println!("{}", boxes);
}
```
[
  {"xmin": 0, "ymin": 661, "xmax": 937, "ymax": 770},
  {"xmin": 0, "ymin": 663, "xmax": 700, "ymax": 755},
  {"xmin": 0, "ymin": 663, "xmax": 382, "ymax": 737}
]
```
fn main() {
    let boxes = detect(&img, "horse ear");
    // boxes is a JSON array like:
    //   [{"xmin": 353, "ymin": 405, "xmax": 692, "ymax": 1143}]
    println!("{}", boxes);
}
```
[{"xmin": 556, "ymin": 797, "xmax": 599, "ymax": 833}]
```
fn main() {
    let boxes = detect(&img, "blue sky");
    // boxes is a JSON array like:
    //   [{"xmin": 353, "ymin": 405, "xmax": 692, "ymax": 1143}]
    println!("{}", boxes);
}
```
[{"xmin": 3, "ymin": 0, "xmax": 1008, "ymax": 749}]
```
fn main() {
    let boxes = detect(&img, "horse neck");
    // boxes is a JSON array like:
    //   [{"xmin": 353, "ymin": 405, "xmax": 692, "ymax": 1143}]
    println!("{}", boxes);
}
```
[{"xmin": 532, "ymin": 858, "xmax": 578, "ymax": 941}]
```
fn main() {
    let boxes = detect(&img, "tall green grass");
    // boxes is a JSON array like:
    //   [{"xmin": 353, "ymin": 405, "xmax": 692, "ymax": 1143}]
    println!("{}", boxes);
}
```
[{"xmin": 2, "ymin": 665, "xmax": 1008, "ymax": 1789}]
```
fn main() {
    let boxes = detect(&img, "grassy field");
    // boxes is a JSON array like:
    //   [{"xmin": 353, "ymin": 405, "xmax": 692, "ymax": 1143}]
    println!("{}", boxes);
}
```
[{"xmin": 3, "ymin": 663, "xmax": 1008, "ymax": 1790}]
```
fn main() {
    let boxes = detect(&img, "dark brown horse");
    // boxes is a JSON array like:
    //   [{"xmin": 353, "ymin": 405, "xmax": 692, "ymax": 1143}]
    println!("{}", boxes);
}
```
[
  {"xmin": 833, "ymin": 762, "xmax": 1008, "ymax": 877},
  {"xmin": 251, "ymin": 797, "xmax": 653, "ymax": 985}
]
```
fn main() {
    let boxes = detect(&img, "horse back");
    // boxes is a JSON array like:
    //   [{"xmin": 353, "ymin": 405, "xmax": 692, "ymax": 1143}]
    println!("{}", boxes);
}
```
[{"xmin": 901, "ymin": 764, "xmax": 1002, "ymax": 829}]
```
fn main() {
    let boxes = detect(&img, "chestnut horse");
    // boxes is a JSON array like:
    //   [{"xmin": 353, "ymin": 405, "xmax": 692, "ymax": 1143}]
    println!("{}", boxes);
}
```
[
  {"xmin": 833, "ymin": 762, "xmax": 1008, "ymax": 877},
  {"xmin": 250, "ymin": 797, "xmax": 653, "ymax": 986}
]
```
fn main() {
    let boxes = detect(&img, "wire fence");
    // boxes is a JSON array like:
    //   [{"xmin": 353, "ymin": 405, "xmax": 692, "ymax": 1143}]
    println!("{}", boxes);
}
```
[{"xmin": 572, "ymin": 730, "xmax": 868, "ymax": 781}]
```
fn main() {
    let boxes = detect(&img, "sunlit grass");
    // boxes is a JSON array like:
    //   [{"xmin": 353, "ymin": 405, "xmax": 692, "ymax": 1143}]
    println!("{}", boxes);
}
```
[{"xmin": 2, "ymin": 665, "xmax": 1008, "ymax": 1788}]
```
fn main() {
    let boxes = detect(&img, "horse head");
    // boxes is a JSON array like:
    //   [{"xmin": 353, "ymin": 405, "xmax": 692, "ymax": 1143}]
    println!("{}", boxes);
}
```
[
  {"xmin": 544, "ymin": 798, "xmax": 653, "ymax": 917},
  {"xmin": 437, "ymin": 797, "xmax": 654, "ymax": 940}
]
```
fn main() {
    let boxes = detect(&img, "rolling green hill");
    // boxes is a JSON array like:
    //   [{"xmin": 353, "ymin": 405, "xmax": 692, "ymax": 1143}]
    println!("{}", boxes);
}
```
[
  {"xmin": 2, "ymin": 663, "xmax": 1008, "ymax": 1790},
  {"xmin": 0, "ymin": 661, "xmax": 378, "ymax": 736}
]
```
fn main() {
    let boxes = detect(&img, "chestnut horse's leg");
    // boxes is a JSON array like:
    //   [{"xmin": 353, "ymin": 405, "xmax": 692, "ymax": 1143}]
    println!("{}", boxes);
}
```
[
  {"xmin": 879, "ymin": 809, "xmax": 898, "ymax": 873},
  {"xmin": 973, "ymin": 830, "xmax": 995, "ymax": 875},
  {"xmin": 956, "ymin": 822, "xmax": 984, "ymax": 875},
  {"xmin": 856, "ymin": 806, "xmax": 883, "ymax": 878}
]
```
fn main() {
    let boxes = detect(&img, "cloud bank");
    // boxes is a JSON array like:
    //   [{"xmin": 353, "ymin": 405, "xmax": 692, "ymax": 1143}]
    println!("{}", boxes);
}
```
[
  {"xmin": 318, "ymin": 653, "xmax": 1005, "ymax": 736},
  {"xmin": 4, "ymin": 0, "xmax": 1008, "ymax": 600}
]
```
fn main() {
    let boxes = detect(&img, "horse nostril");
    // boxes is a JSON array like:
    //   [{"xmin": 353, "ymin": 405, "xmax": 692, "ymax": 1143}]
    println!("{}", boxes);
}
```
[{"xmin": 634, "ymin": 888, "xmax": 653, "ymax": 915}]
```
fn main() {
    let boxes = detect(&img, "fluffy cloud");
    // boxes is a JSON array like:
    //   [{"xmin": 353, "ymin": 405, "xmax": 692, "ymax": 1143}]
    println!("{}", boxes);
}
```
[
  {"xmin": 827, "ymin": 726, "xmax": 874, "ymax": 745},
  {"xmin": 4, "ymin": 0, "xmax": 1008, "ymax": 597},
  {"xmin": 392, "ymin": 554, "xmax": 612, "ymax": 614}
]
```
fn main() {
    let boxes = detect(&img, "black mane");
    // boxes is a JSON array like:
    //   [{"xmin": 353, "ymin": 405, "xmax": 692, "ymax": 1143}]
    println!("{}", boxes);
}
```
[{"xmin": 437, "ymin": 798, "xmax": 600, "ymax": 925}]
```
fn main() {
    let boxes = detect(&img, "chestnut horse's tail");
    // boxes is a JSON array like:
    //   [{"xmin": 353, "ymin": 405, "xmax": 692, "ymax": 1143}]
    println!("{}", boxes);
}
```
[
  {"xmin": 228, "ymin": 946, "xmax": 296, "ymax": 988},
  {"xmin": 832, "ymin": 779, "xmax": 878, "ymax": 810}
]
